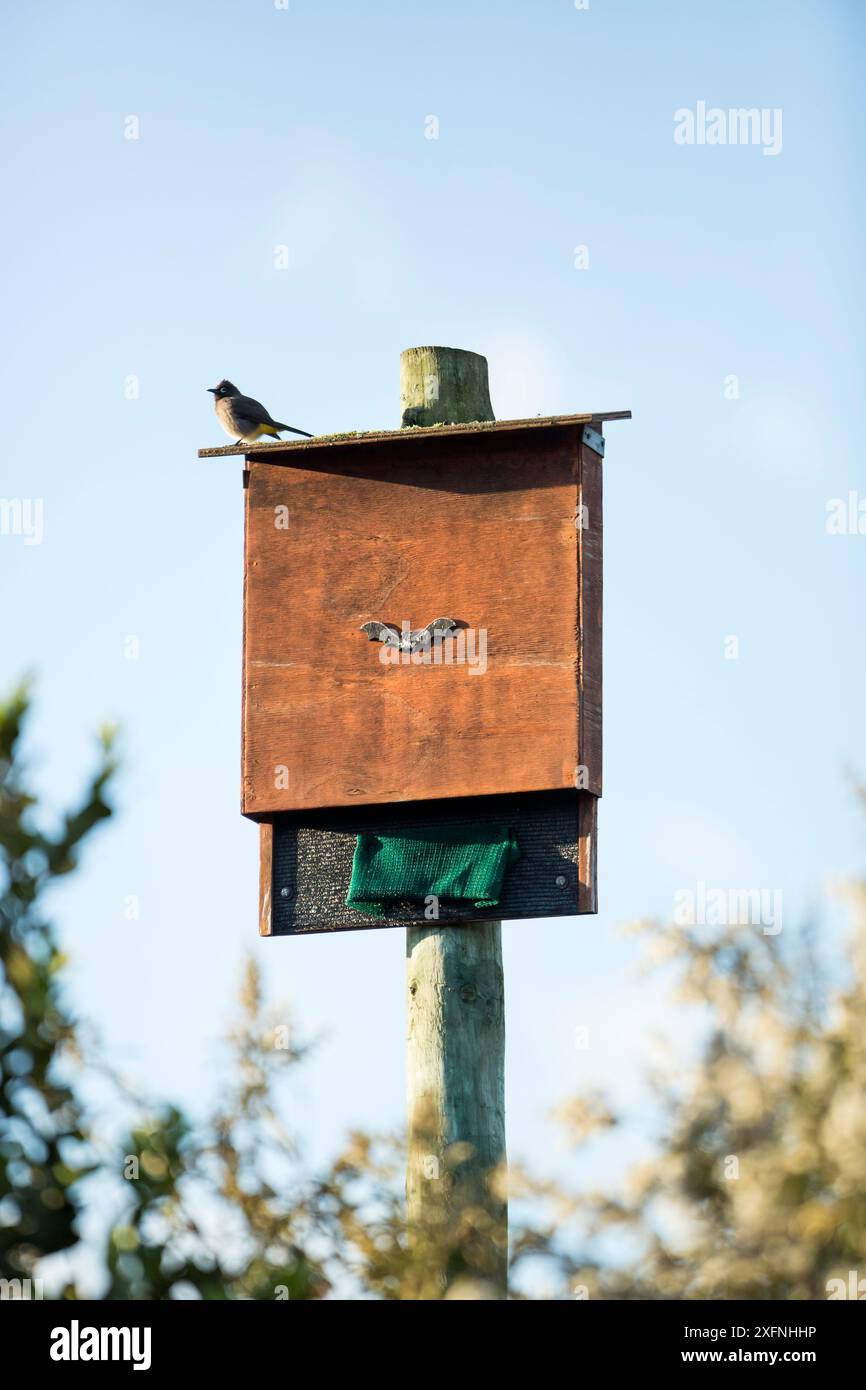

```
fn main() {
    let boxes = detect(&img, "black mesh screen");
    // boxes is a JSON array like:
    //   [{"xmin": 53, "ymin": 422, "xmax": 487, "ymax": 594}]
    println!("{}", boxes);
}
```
[{"xmin": 267, "ymin": 789, "xmax": 594, "ymax": 935}]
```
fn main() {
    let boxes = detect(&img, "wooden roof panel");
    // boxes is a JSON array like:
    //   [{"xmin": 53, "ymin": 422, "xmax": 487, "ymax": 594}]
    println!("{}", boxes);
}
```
[{"xmin": 198, "ymin": 410, "xmax": 631, "ymax": 460}]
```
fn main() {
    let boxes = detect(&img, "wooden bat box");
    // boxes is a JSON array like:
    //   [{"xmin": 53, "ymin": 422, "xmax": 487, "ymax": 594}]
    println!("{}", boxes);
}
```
[{"xmin": 199, "ymin": 412, "xmax": 624, "ymax": 935}]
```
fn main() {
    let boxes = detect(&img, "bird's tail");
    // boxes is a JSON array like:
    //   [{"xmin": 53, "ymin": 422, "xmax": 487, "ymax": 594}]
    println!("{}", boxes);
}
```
[{"xmin": 273, "ymin": 421, "xmax": 313, "ymax": 438}]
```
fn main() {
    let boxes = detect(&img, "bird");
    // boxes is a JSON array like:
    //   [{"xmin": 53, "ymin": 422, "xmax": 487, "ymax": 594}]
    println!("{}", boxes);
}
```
[{"xmin": 208, "ymin": 380, "xmax": 312, "ymax": 444}]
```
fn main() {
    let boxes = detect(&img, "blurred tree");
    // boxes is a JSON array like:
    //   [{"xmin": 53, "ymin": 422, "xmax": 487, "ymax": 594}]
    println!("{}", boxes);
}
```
[
  {"xmin": 0, "ymin": 679, "xmax": 114, "ymax": 1288},
  {"xmin": 102, "ymin": 959, "xmax": 328, "ymax": 1300},
  {"xmin": 558, "ymin": 905, "xmax": 866, "ymax": 1300},
  {"xmin": 3, "ymin": 681, "xmax": 866, "ymax": 1299},
  {"xmin": 0, "ymin": 683, "xmax": 329, "ymax": 1299},
  {"xmin": 273, "ymin": 861, "xmax": 866, "ymax": 1299}
]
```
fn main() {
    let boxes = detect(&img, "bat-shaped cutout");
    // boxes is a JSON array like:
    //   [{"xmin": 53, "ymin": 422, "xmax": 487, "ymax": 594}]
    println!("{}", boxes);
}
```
[{"xmin": 360, "ymin": 618, "xmax": 458, "ymax": 654}]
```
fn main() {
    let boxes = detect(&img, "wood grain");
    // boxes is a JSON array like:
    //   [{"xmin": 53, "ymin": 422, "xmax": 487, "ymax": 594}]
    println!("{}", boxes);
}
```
[
  {"xmin": 400, "ymin": 345, "xmax": 494, "ymax": 427},
  {"xmin": 405, "ymin": 919, "xmax": 507, "ymax": 1290},
  {"xmin": 242, "ymin": 427, "xmax": 592, "ymax": 814},
  {"xmin": 258, "ymin": 821, "xmax": 273, "ymax": 936},
  {"xmin": 577, "ymin": 433, "xmax": 603, "ymax": 794},
  {"xmin": 577, "ymin": 791, "xmax": 598, "ymax": 914}
]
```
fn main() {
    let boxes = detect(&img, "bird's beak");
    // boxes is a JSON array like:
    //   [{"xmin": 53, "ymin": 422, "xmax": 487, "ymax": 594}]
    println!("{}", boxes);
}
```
[{"xmin": 206, "ymin": 387, "xmax": 217, "ymax": 394}]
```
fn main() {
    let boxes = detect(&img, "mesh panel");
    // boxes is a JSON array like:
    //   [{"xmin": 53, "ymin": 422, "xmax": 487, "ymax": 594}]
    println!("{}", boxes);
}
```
[{"xmin": 268, "ymin": 790, "xmax": 592, "ymax": 935}]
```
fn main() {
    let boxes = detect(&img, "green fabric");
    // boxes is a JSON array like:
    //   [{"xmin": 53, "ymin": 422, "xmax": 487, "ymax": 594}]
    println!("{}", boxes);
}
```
[{"xmin": 346, "ymin": 824, "xmax": 520, "ymax": 917}]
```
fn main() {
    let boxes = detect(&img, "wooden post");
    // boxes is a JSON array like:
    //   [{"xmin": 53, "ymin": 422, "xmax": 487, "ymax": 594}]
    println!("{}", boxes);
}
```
[
  {"xmin": 400, "ymin": 345, "xmax": 494, "ymax": 428},
  {"xmin": 402, "ymin": 346, "xmax": 507, "ymax": 1298}
]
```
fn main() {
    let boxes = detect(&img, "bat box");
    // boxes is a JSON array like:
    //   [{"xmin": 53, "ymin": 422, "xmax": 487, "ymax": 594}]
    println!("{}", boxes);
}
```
[{"xmin": 199, "ymin": 412, "xmax": 628, "ymax": 935}]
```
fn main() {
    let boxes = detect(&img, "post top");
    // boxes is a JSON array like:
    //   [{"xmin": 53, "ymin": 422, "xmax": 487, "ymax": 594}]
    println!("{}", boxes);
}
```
[{"xmin": 197, "ymin": 410, "xmax": 631, "ymax": 460}]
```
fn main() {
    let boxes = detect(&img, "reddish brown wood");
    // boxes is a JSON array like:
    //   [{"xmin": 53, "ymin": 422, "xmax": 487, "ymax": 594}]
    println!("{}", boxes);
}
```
[
  {"xmin": 577, "ymin": 792, "xmax": 598, "ymax": 914},
  {"xmin": 577, "ymin": 435, "xmax": 603, "ymax": 794},
  {"xmin": 241, "ymin": 423, "xmax": 603, "ymax": 815},
  {"xmin": 258, "ymin": 821, "xmax": 273, "ymax": 936}
]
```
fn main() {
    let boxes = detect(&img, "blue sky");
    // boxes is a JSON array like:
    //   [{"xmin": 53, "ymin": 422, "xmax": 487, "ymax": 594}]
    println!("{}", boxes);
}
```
[{"xmin": 2, "ymin": 0, "xmax": 864, "ymax": 1206}]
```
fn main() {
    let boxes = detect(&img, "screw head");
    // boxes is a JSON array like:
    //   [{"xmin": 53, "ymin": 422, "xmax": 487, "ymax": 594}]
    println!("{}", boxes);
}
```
[
  {"xmin": 555, "ymin": 874, "xmax": 567, "ymax": 888},
  {"xmin": 280, "ymin": 887, "xmax": 290, "ymax": 898}
]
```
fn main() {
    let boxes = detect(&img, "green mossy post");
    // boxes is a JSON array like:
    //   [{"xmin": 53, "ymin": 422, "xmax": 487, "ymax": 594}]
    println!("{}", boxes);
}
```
[
  {"xmin": 402, "ymin": 346, "xmax": 507, "ymax": 1297},
  {"xmin": 400, "ymin": 345, "xmax": 495, "ymax": 428}
]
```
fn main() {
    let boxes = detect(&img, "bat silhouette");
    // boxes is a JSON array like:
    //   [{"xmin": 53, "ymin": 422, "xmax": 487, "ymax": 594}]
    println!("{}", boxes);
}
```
[{"xmin": 359, "ymin": 618, "xmax": 458, "ymax": 654}]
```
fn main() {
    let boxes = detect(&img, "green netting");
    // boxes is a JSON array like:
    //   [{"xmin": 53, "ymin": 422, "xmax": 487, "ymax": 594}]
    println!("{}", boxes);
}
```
[{"xmin": 346, "ymin": 824, "xmax": 520, "ymax": 917}]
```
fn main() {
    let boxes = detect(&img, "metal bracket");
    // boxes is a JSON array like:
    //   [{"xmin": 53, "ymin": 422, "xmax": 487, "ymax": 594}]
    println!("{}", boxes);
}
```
[{"xmin": 581, "ymin": 424, "xmax": 605, "ymax": 457}]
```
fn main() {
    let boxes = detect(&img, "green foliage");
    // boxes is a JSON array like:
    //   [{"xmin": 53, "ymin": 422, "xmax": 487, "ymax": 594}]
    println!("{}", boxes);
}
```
[
  {"xmin": 1, "ymin": 682, "xmax": 329, "ymax": 1299},
  {"xmin": 0, "ymin": 679, "xmax": 113, "ymax": 1287},
  {"xmin": 573, "ymin": 907, "xmax": 866, "ymax": 1299},
  {"xmin": 3, "ymin": 680, "xmax": 866, "ymax": 1300},
  {"xmin": 103, "ymin": 961, "xmax": 328, "ymax": 1300}
]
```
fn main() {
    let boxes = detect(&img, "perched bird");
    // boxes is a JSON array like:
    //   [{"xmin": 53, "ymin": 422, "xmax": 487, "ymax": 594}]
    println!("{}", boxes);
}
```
[{"xmin": 208, "ymin": 379, "xmax": 312, "ymax": 444}]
